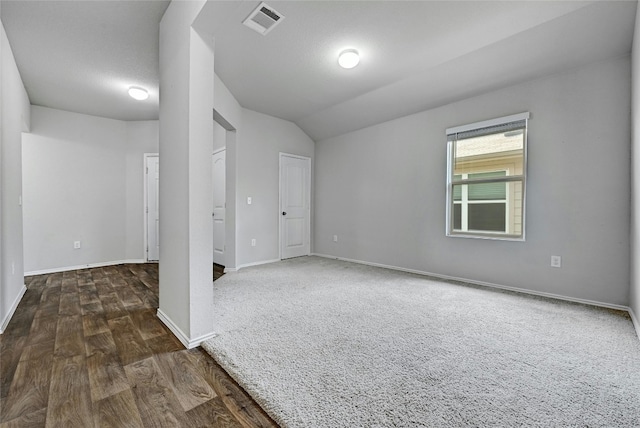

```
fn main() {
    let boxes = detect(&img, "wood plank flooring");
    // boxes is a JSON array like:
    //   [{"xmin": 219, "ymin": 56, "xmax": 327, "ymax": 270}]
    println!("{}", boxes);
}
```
[
  {"xmin": 0, "ymin": 264, "xmax": 277, "ymax": 428},
  {"xmin": 214, "ymin": 264, "xmax": 225, "ymax": 282}
]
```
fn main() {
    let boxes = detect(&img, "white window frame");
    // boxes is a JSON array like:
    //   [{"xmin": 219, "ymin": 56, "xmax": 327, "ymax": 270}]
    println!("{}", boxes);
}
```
[
  {"xmin": 446, "ymin": 112, "xmax": 529, "ymax": 241},
  {"xmin": 453, "ymin": 170, "xmax": 509, "ymax": 233}
]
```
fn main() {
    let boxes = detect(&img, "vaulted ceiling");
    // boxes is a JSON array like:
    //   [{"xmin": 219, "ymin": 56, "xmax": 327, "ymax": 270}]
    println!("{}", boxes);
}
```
[{"xmin": 2, "ymin": 1, "xmax": 637, "ymax": 141}]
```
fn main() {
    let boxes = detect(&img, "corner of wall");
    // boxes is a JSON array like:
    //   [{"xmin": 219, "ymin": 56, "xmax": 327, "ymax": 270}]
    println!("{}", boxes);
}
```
[
  {"xmin": 630, "ymin": 0, "xmax": 640, "ymax": 327},
  {"xmin": 0, "ymin": 283, "xmax": 26, "ymax": 334},
  {"xmin": 0, "ymin": 20, "xmax": 29, "ymax": 330},
  {"xmin": 629, "ymin": 306, "xmax": 640, "ymax": 340}
]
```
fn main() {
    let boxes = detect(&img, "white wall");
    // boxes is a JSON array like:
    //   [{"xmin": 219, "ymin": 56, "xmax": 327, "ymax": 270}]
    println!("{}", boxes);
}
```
[
  {"xmin": 315, "ymin": 56, "xmax": 631, "ymax": 307},
  {"xmin": 1, "ymin": 20, "xmax": 30, "ymax": 332},
  {"xmin": 211, "ymin": 72, "xmax": 315, "ymax": 269},
  {"xmin": 214, "ymin": 73, "xmax": 241, "ymax": 270},
  {"xmin": 186, "ymin": 26, "xmax": 215, "ymax": 341},
  {"xmin": 213, "ymin": 121, "xmax": 225, "ymax": 152},
  {"xmin": 214, "ymin": 73, "xmax": 241, "ymax": 128},
  {"xmin": 158, "ymin": 0, "xmax": 214, "ymax": 347},
  {"xmin": 125, "ymin": 120, "xmax": 159, "ymax": 260},
  {"xmin": 236, "ymin": 108, "xmax": 315, "ymax": 267},
  {"xmin": 631, "ymin": 5, "xmax": 640, "ymax": 323},
  {"xmin": 159, "ymin": 0, "xmax": 195, "ymax": 338},
  {"xmin": 24, "ymin": 107, "xmax": 126, "ymax": 272},
  {"xmin": 22, "ymin": 107, "xmax": 158, "ymax": 273}
]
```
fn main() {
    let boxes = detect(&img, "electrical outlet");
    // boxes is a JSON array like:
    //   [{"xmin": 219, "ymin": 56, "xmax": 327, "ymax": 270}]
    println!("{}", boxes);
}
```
[
  {"xmin": 251, "ymin": 238, "xmax": 256, "ymax": 247},
  {"xmin": 247, "ymin": 196, "xmax": 252, "ymax": 205},
  {"xmin": 74, "ymin": 241, "xmax": 81, "ymax": 249},
  {"xmin": 333, "ymin": 235, "xmax": 338, "ymax": 242},
  {"xmin": 551, "ymin": 255, "xmax": 562, "ymax": 268}
]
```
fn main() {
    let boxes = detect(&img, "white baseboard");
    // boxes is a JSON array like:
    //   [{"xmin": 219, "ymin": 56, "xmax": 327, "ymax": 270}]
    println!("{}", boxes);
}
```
[
  {"xmin": 25, "ymin": 259, "xmax": 147, "ymax": 276},
  {"xmin": 231, "ymin": 258, "xmax": 281, "ymax": 272},
  {"xmin": 629, "ymin": 307, "xmax": 640, "ymax": 339},
  {"xmin": 156, "ymin": 309, "xmax": 217, "ymax": 349},
  {"xmin": 311, "ymin": 253, "xmax": 630, "ymax": 312},
  {"xmin": 0, "ymin": 284, "xmax": 27, "ymax": 334}
]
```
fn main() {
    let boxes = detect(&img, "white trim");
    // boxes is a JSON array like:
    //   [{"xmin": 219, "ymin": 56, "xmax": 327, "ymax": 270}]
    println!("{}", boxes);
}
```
[
  {"xmin": 446, "ymin": 112, "xmax": 530, "ymax": 135},
  {"xmin": 144, "ymin": 153, "xmax": 159, "ymax": 262},
  {"xmin": 24, "ymin": 259, "xmax": 146, "ymax": 276},
  {"xmin": 212, "ymin": 149, "xmax": 227, "ymax": 267},
  {"xmin": 451, "ymin": 170, "xmax": 509, "ymax": 234},
  {"xmin": 156, "ymin": 309, "xmax": 217, "ymax": 349},
  {"xmin": 235, "ymin": 258, "xmax": 281, "ymax": 271},
  {"xmin": 311, "ymin": 253, "xmax": 631, "ymax": 312},
  {"xmin": 122, "ymin": 259, "xmax": 147, "ymax": 264},
  {"xmin": 629, "ymin": 307, "xmax": 640, "ymax": 340},
  {"xmin": 0, "ymin": 284, "xmax": 27, "ymax": 334}
]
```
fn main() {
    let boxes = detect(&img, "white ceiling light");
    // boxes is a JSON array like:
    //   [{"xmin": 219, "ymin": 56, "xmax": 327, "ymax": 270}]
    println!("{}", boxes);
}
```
[
  {"xmin": 128, "ymin": 86, "xmax": 149, "ymax": 101},
  {"xmin": 338, "ymin": 49, "xmax": 360, "ymax": 69}
]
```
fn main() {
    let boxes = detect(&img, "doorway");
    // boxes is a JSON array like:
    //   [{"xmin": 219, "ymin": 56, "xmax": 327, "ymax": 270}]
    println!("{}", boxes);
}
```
[
  {"xmin": 145, "ymin": 154, "xmax": 159, "ymax": 261},
  {"xmin": 279, "ymin": 153, "xmax": 311, "ymax": 260},
  {"xmin": 212, "ymin": 148, "xmax": 226, "ymax": 267}
]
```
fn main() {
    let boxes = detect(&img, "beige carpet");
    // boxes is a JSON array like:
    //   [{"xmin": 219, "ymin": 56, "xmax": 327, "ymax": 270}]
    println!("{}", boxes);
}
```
[{"xmin": 202, "ymin": 256, "xmax": 640, "ymax": 427}]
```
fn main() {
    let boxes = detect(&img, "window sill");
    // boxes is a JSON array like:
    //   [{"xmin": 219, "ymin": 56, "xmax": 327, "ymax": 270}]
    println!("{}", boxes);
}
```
[{"xmin": 446, "ymin": 231, "xmax": 525, "ymax": 242}]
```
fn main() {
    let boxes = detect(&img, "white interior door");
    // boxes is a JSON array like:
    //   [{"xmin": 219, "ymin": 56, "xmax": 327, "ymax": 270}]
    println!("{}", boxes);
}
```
[
  {"xmin": 213, "ymin": 150, "xmax": 226, "ymax": 266},
  {"xmin": 146, "ymin": 155, "xmax": 160, "ymax": 261},
  {"xmin": 280, "ymin": 154, "xmax": 310, "ymax": 260}
]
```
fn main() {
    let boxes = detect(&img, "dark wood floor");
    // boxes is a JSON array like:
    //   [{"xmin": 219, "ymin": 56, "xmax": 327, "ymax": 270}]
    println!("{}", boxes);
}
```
[
  {"xmin": 214, "ymin": 263, "xmax": 225, "ymax": 281},
  {"xmin": 0, "ymin": 263, "xmax": 277, "ymax": 428}
]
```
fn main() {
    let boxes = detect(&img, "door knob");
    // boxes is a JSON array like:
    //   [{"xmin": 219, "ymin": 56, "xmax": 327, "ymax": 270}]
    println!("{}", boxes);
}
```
[{"xmin": 282, "ymin": 211, "xmax": 287, "ymax": 216}]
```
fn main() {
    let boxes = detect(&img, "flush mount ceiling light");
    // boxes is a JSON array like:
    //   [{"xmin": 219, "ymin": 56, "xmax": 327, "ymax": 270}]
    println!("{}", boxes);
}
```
[
  {"xmin": 128, "ymin": 86, "xmax": 149, "ymax": 101},
  {"xmin": 338, "ymin": 49, "xmax": 360, "ymax": 69}
]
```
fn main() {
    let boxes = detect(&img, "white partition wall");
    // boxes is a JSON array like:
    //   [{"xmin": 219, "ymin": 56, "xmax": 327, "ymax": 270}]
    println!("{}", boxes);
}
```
[
  {"xmin": 0, "ymin": 20, "xmax": 30, "ymax": 333},
  {"xmin": 157, "ymin": 0, "xmax": 215, "ymax": 348}
]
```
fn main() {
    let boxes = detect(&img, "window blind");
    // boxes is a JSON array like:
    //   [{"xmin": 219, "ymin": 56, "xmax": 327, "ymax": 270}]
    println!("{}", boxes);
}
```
[{"xmin": 447, "ymin": 120, "xmax": 526, "ymax": 142}]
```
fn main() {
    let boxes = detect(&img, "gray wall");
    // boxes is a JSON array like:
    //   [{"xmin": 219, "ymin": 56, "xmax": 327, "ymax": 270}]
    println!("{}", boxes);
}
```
[
  {"xmin": 315, "ymin": 55, "xmax": 631, "ymax": 307},
  {"xmin": 158, "ymin": 0, "xmax": 215, "ymax": 344},
  {"xmin": 23, "ymin": 107, "xmax": 125, "ymax": 272},
  {"xmin": 213, "ymin": 120, "xmax": 226, "ymax": 152},
  {"xmin": 213, "ymin": 73, "xmax": 241, "ymax": 270},
  {"xmin": 213, "ymin": 72, "xmax": 315, "ymax": 269},
  {"xmin": 159, "ymin": 0, "xmax": 197, "ymax": 337},
  {"xmin": 236, "ymin": 108, "xmax": 315, "ymax": 267},
  {"xmin": 1, "ymin": 20, "xmax": 30, "ymax": 332},
  {"xmin": 22, "ymin": 107, "xmax": 159, "ymax": 273},
  {"xmin": 125, "ymin": 120, "xmax": 160, "ymax": 260},
  {"xmin": 631, "ymin": 6, "xmax": 640, "ymax": 322}
]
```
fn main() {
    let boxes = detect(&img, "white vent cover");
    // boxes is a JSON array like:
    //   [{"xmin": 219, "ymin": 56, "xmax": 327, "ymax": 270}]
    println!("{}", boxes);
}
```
[{"xmin": 243, "ymin": 2, "xmax": 284, "ymax": 35}]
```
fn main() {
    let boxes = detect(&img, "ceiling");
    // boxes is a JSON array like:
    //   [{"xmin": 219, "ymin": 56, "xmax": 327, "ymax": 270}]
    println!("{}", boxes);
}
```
[
  {"xmin": 2, "ymin": 1, "xmax": 637, "ymax": 141},
  {"xmin": 1, "ymin": 0, "xmax": 170, "ymax": 121}
]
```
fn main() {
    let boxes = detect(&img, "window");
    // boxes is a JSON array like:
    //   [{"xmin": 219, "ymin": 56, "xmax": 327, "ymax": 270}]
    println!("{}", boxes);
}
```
[{"xmin": 446, "ymin": 112, "xmax": 529, "ymax": 240}]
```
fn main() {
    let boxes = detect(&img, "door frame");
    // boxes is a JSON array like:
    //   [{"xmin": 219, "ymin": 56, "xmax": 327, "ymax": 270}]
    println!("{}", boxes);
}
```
[
  {"xmin": 279, "ymin": 152, "xmax": 311, "ymax": 260},
  {"xmin": 143, "ymin": 153, "xmax": 159, "ymax": 262},
  {"xmin": 212, "ymin": 147, "xmax": 226, "ymax": 266}
]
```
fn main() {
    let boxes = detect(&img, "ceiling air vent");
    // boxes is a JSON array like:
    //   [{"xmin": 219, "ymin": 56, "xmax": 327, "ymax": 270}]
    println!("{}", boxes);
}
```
[{"xmin": 243, "ymin": 2, "xmax": 284, "ymax": 35}]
